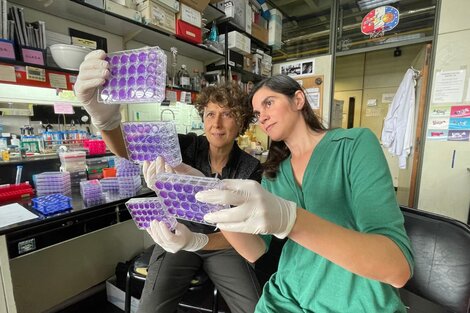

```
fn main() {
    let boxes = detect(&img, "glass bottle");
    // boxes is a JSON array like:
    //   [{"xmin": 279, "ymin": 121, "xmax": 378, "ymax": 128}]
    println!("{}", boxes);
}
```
[
  {"xmin": 192, "ymin": 69, "xmax": 202, "ymax": 92},
  {"xmin": 177, "ymin": 65, "xmax": 191, "ymax": 89},
  {"xmin": 170, "ymin": 47, "xmax": 178, "ymax": 87}
]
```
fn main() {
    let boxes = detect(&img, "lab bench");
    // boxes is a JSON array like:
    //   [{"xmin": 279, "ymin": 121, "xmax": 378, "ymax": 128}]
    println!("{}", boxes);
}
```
[{"xmin": 0, "ymin": 186, "xmax": 154, "ymax": 313}]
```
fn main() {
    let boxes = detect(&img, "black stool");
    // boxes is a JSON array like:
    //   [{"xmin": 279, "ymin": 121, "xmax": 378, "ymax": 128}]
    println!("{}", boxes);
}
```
[{"xmin": 125, "ymin": 245, "xmax": 220, "ymax": 313}]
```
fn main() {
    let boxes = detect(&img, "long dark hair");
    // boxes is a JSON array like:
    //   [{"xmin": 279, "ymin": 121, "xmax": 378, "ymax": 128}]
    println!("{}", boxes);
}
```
[{"xmin": 249, "ymin": 75, "xmax": 325, "ymax": 179}]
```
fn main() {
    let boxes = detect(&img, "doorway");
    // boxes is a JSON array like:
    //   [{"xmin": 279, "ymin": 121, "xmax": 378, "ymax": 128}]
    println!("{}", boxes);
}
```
[{"xmin": 333, "ymin": 43, "xmax": 431, "ymax": 207}]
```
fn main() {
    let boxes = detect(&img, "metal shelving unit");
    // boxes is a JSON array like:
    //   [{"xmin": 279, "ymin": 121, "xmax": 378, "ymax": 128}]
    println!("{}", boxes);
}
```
[{"xmin": 9, "ymin": 0, "xmax": 225, "ymax": 65}]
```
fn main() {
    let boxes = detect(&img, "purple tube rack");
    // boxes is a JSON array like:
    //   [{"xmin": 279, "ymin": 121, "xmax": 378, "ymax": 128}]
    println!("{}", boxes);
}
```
[
  {"xmin": 121, "ymin": 121, "xmax": 182, "ymax": 166},
  {"xmin": 154, "ymin": 173, "xmax": 228, "ymax": 226},
  {"xmin": 98, "ymin": 46, "xmax": 167, "ymax": 104},
  {"xmin": 125, "ymin": 197, "xmax": 177, "ymax": 230}
]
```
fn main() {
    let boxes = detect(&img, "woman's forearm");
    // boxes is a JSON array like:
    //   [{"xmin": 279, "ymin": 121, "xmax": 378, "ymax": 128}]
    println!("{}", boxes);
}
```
[
  {"xmin": 101, "ymin": 125, "xmax": 128, "ymax": 158},
  {"xmin": 289, "ymin": 208, "xmax": 411, "ymax": 288},
  {"xmin": 202, "ymin": 232, "xmax": 232, "ymax": 250},
  {"xmin": 220, "ymin": 230, "xmax": 266, "ymax": 263}
]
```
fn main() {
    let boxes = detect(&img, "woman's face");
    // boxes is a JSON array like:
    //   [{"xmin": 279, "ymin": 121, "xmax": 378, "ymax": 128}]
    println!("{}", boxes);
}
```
[
  {"xmin": 252, "ymin": 86, "xmax": 303, "ymax": 141},
  {"xmin": 203, "ymin": 101, "xmax": 240, "ymax": 149}
]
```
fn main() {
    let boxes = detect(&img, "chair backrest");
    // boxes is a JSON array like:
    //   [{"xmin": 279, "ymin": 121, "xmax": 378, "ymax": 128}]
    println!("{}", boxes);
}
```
[{"xmin": 401, "ymin": 206, "xmax": 470, "ymax": 313}]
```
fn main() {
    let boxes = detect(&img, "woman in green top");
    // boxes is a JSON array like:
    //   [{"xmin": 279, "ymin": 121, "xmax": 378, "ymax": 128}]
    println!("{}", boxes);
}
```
[{"xmin": 196, "ymin": 75, "xmax": 414, "ymax": 312}]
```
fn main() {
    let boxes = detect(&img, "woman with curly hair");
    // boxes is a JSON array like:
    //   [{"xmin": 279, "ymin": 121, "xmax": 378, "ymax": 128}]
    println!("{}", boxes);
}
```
[{"xmin": 74, "ymin": 50, "xmax": 262, "ymax": 313}]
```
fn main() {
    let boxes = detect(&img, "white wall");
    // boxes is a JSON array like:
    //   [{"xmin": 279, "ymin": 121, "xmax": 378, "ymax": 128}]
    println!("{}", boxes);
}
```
[{"xmin": 417, "ymin": 0, "xmax": 470, "ymax": 222}]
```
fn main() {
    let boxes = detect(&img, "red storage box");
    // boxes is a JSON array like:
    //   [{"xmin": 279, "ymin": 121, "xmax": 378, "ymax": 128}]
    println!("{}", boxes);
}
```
[
  {"xmin": 83, "ymin": 139, "xmax": 107, "ymax": 155},
  {"xmin": 176, "ymin": 20, "xmax": 202, "ymax": 44},
  {"xmin": 0, "ymin": 182, "xmax": 35, "ymax": 202}
]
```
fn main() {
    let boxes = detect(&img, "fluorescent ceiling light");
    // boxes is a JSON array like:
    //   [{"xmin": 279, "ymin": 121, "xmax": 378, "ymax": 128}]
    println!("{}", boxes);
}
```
[{"xmin": 357, "ymin": 0, "xmax": 399, "ymax": 11}]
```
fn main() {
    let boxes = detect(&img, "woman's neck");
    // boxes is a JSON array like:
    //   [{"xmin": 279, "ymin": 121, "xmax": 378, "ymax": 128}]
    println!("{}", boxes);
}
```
[
  {"xmin": 209, "ymin": 143, "xmax": 233, "ymax": 174},
  {"xmin": 285, "ymin": 124, "xmax": 324, "ymax": 157}
]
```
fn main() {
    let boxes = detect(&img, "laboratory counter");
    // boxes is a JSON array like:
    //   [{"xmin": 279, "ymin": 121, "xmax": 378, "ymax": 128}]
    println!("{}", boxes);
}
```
[{"xmin": 0, "ymin": 186, "xmax": 154, "ymax": 259}]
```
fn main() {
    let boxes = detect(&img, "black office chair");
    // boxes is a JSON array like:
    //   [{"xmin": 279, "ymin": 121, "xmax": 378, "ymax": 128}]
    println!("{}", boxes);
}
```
[
  {"xmin": 401, "ymin": 206, "xmax": 470, "ymax": 313},
  {"xmin": 125, "ymin": 245, "xmax": 222, "ymax": 313}
]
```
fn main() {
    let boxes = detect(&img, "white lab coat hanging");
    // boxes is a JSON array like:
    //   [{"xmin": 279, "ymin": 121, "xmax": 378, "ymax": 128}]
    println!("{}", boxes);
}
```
[{"xmin": 381, "ymin": 68, "xmax": 417, "ymax": 169}]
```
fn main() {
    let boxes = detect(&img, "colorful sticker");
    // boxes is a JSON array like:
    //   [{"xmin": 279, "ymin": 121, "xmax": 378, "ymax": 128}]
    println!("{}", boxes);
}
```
[
  {"xmin": 430, "ymin": 106, "xmax": 451, "ymax": 117},
  {"xmin": 428, "ymin": 117, "xmax": 449, "ymax": 130},
  {"xmin": 448, "ymin": 130, "xmax": 470, "ymax": 141},
  {"xmin": 427, "ymin": 129, "xmax": 448, "ymax": 141},
  {"xmin": 450, "ymin": 105, "xmax": 470, "ymax": 118},
  {"xmin": 361, "ymin": 6, "xmax": 399, "ymax": 35},
  {"xmin": 449, "ymin": 118, "xmax": 470, "ymax": 130}
]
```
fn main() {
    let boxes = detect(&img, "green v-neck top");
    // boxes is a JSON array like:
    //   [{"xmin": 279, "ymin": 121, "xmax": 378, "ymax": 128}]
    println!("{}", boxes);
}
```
[{"xmin": 258, "ymin": 128, "xmax": 414, "ymax": 313}]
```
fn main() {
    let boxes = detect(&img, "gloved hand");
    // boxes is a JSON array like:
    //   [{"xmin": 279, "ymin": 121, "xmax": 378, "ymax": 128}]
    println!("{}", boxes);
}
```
[
  {"xmin": 146, "ymin": 221, "xmax": 208, "ymax": 253},
  {"xmin": 74, "ymin": 49, "xmax": 122, "ymax": 130},
  {"xmin": 196, "ymin": 179, "xmax": 297, "ymax": 239},
  {"xmin": 143, "ymin": 157, "xmax": 204, "ymax": 191}
]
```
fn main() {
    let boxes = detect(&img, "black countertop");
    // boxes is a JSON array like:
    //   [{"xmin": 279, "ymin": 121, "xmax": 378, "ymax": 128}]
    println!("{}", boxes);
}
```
[{"xmin": 1, "ymin": 186, "xmax": 154, "ymax": 259}]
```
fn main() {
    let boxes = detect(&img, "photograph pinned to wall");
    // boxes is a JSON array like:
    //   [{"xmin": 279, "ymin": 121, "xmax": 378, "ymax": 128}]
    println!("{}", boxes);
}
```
[
  {"xmin": 450, "ymin": 105, "xmax": 470, "ymax": 118},
  {"xmin": 302, "ymin": 62, "xmax": 313, "ymax": 75},
  {"xmin": 430, "ymin": 105, "xmax": 451, "ymax": 117},
  {"xmin": 448, "ymin": 130, "xmax": 469, "ymax": 141},
  {"xmin": 426, "ymin": 129, "xmax": 448, "ymax": 141},
  {"xmin": 279, "ymin": 58, "xmax": 315, "ymax": 78}
]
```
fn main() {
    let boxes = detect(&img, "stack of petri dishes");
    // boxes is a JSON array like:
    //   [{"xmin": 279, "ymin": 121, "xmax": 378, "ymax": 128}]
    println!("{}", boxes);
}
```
[
  {"xmin": 80, "ymin": 179, "xmax": 104, "ymax": 207},
  {"xmin": 101, "ymin": 177, "xmax": 119, "ymax": 194},
  {"xmin": 121, "ymin": 121, "xmax": 182, "ymax": 165},
  {"xmin": 34, "ymin": 172, "xmax": 71, "ymax": 196},
  {"xmin": 98, "ymin": 46, "xmax": 167, "ymax": 104},
  {"xmin": 115, "ymin": 157, "xmax": 141, "ymax": 177},
  {"xmin": 125, "ymin": 197, "xmax": 177, "ymax": 230},
  {"xmin": 32, "ymin": 194, "xmax": 72, "ymax": 216}
]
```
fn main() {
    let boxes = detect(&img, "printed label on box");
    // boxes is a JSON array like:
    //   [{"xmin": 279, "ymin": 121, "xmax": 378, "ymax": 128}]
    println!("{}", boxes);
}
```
[
  {"xmin": 54, "ymin": 103, "xmax": 75, "ymax": 114},
  {"xmin": 0, "ymin": 42, "xmax": 16, "ymax": 59},
  {"xmin": 22, "ymin": 48, "xmax": 45, "ymax": 65}
]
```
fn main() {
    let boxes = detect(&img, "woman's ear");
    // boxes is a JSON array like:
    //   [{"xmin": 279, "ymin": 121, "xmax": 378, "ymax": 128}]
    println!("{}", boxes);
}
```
[{"xmin": 294, "ymin": 90, "xmax": 306, "ymax": 110}]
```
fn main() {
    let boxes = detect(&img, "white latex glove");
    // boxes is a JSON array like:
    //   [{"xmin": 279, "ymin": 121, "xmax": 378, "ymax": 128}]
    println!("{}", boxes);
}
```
[
  {"xmin": 196, "ymin": 179, "xmax": 297, "ymax": 239},
  {"xmin": 146, "ymin": 221, "xmax": 209, "ymax": 253},
  {"xmin": 74, "ymin": 49, "xmax": 122, "ymax": 130},
  {"xmin": 143, "ymin": 157, "xmax": 204, "ymax": 191}
]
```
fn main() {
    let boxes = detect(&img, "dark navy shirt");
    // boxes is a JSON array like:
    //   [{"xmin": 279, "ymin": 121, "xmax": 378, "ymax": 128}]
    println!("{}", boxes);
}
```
[{"xmin": 178, "ymin": 133, "xmax": 262, "ymax": 234}]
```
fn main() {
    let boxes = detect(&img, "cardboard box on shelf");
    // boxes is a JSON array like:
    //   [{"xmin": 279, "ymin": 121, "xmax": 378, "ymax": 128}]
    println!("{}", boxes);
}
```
[
  {"xmin": 138, "ymin": 0, "xmax": 176, "ymax": 34},
  {"xmin": 105, "ymin": 0, "xmax": 142, "ymax": 22},
  {"xmin": 216, "ymin": 0, "xmax": 247, "ymax": 31},
  {"xmin": 177, "ymin": 3, "xmax": 202, "ymax": 27},
  {"xmin": 137, "ymin": 0, "xmax": 180, "ymax": 13},
  {"xmin": 176, "ymin": 19, "xmax": 202, "ymax": 44},
  {"xmin": 251, "ymin": 22, "xmax": 268, "ymax": 45},
  {"xmin": 243, "ymin": 54, "xmax": 253, "ymax": 72},
  {"xmin": 180, "ymin": 0, "xmax": 209, "ymax": 12},
  {"xmin": 219, "ymin": 31, "xmax": 250, "ymax": 55},
  {"xmin": 268, "ymin": 8, "xmax": 282, "ymax": 49},
  {"xmin": 212, "ymin": 49, "xmax": 244, "ymax": 69}
]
